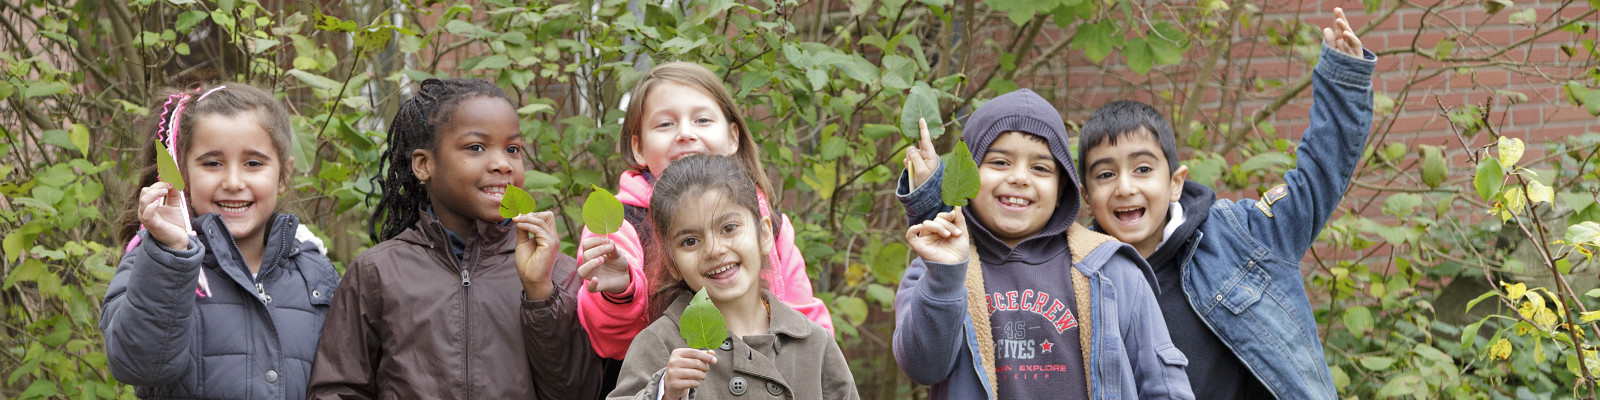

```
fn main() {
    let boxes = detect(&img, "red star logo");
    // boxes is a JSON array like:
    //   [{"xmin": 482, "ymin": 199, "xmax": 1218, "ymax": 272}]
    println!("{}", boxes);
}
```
[{"xmin": 1040, "ymin": 340, "xmax": 1054, "ymax": 353}]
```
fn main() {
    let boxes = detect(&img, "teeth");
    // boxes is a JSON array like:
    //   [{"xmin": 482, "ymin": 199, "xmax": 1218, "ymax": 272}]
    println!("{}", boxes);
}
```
[
  {"xmin": 1000, "ymin": 196, "xmax": 1030, "ymax": 206},
  {"xmin": 217, "ymin": 201, "xmax": 250, "ymax": 214},
  {"xmin": 706, "ymin": 263, "xmax": 736, "ymax": 277},
  {"xmin": 483, "ymin": 186, "xmax": 506, "ymax": 198},
  {"xmin": 1115, "ymin": 207, "xmax": 1142, "ymax": 212}
]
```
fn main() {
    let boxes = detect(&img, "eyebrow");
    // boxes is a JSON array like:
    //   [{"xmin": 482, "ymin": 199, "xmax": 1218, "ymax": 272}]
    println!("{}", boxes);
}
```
[
  {"xmin": 1087, "ymin": 150, "xmax": 1159, "ymax": 170},
  {"xmin": 988, "ymin": 148, "xmax": 1057, "ymax": 162},
  {"xmin": 193, "ymin": 149, "xmax": 275, "ymax": 161}
]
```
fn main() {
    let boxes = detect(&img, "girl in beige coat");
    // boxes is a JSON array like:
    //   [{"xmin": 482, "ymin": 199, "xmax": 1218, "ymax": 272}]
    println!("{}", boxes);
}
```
[{"xmin": 608, "ymin": 155, "xmax": 859, "ymax": 400}]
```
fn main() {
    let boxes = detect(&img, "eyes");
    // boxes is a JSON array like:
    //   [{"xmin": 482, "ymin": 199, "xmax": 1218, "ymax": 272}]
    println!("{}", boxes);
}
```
[
  {"xmin": 653, "ymin": 116, "xmax": 720, "ymax": 130},
  {"xmin": 675, "ymin": 222, "xmax": 743, "ymax": 249},
  {"xmin": 466, "ymin": 144, "xmax": 522, "ymax": 154},
  {"xmin": 197, "ymin": 159, "xmax": 268, "ymax": 168},
  {"xmin": 984, "ymin": 158, "xmax": 1055, "ymax": 174},
  {"xmin": 1093, "ymin": 165, "xmax": 1156, "ymax": 180}
]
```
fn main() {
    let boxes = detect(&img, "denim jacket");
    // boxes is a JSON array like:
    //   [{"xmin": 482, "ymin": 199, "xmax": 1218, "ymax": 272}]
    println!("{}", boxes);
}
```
[{"xmin": 900, "ymin": 44, "xmax": 1376, "ymax": 399}]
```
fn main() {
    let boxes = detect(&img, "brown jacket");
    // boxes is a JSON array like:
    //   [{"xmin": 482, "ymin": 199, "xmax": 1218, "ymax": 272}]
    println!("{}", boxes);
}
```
[
  {"xmin": 308, "ymin": 212, "xmax": 607, "ymax": 399},
  {"xmin": 609, "ymin": 290, "xmax": 859, "ymax": 400}
]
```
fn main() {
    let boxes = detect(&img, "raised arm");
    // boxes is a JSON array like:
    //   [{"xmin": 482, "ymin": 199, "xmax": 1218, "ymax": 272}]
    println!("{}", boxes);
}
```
[
  {"xmin": 893, "ymin": 210, "xmax": 972, "ymax": 385},
  {"xmin": 576, "ymin": 221, "xmax": 652, "ymax": 359}
]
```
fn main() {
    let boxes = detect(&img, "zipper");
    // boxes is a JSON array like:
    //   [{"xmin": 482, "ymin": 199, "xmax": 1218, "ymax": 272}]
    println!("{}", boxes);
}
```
[
  {"xmin": 459, "ymin": 244, "xmax": 477, "ymax": 399},
  {"xmin": 461, "ymin": 269, "xmax": 471, "ymax": 286}
]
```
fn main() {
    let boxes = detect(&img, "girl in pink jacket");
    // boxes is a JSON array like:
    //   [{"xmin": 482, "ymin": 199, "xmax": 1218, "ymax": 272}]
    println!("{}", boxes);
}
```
[{"xmin": 576, "ymin": 62, "xmax": 834, "ymax": 360}]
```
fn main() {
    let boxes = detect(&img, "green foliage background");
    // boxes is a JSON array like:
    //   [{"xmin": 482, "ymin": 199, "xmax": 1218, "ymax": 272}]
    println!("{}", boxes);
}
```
[{"xmin": 4, "ymin": 0, "xmax": 1600, "ymax": 398}]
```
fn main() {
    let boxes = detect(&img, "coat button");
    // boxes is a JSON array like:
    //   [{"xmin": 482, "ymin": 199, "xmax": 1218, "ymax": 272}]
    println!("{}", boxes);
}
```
[
  {"xmin": 1215, "ymin": 294, "xmax": 1223, "ymax": 301},
  {"xmin": 265, "ymin": 370, "xmax": 278, "ymax": 383},
  {"xmin": 765, "ymin": 381, "xmax": 783, "ymax": 396},
  {"xmin": 312, "ymin": 290, "xmax": 322, "ymax": 299},
  {"xmin": 729, "ymin": 376, "xmax": 747, "ymax": 396},
  {"xmin": 720, "ymin": 338, "xmax": 733, "ymax": 351}
]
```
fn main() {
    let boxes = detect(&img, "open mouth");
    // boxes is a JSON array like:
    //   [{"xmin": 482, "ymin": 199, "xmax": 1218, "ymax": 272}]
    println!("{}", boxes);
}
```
[
  {"xmin": 997, "ymin": 195, "xmax": 1033, "ymax": 210},
  {"xmin": 481, "ymin": 185, "xmax": 507, "ymax": 200},
  {"xmin": 1113, "ymin": 206, "xmax": 1146, "ymax": 225},
  {"xmin": 216, "ymin": 200, "xmax": 252, "ymax": 215},
  {"xmin": 703, "ymin": 261, "xmax": 741, "ymax": 282}
]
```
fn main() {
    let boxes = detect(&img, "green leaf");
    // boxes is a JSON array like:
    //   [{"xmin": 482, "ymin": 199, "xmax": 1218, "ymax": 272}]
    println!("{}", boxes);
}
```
[
  {"xmin": 870, "ymin": 242, "xmax": 909, "ymax": 284},
  {"xmin": 583, "ymin": 184, "xmax": 625, "ymax": 235},
  {"xmin": 1343, "ymin": 306, "xmax": 1373, "ymax": 335},
  {"xmin": 175, "ymin": 10, "xmax": 208, "ymax": 33},
  {"xmin": 1461, "ymin": 317, "xmax": 1487, "ymax": 352},
  {"xmin": 1359, "ymin": 355, "xmax": 1396, "ymax": 371},
  {"xmin": 287, "ymin": 69, "xmax": 341, "ymax": 91},
  {"xmin": 1382, "ymin": 194, "xmax": 1422, "ymax": 218},
  {"xmin": 1567, "ymin": 221, "xmax": 1600, "ymax": 246},
  {"xmin": 497, "ymin": 184, "xmax": 537, "ymax": 219},
  {"xmin": 880, "ymin": 55, "xmax": 917, "ymax": 90},
  {"xmin": 1124, "ymin": 38, "xmax": 1153, "ymax": 75},
  {"xmin": 1509, "ymin": 8, "xmax": 1537, "ymax": 25},
  {"xmin": 22, "ymin": 82, "xmax": 68, "ymax": 98},
  {"xmin": 19, "ymin": 380, "xmax": 58, "ymax": 399},
  {"xmin": 679, "ymin": 288, "xmax": 728, "ymax": 349},
  {"xmin": 1474, "ymin": 158, "xmax": 1503, "ymax": 202},
  {"xmin": 835, "ymin": 295, "xmax": 868, "ymax": 325},
  {"xmin": 899, "ymin": 83, "xmax": 944, "ymax": 141},
  {"xmin": 942, "ymin": 141, "xmax": 981, "ymax": 207},
  {"xmin": 1419, "ymin": 145, "xmax": 1447, "ymax": 188},
  {"xmin": 156, "ymin": 141, "xmax": 185, "ymax": 192},
  {"xmin": 1464, "ymin": 290, "xmax": 1498, "ymax": 313},
  {"xmin": 67, "ymin": 123, "xmax": 90, "ymax": 155},
  {"xmin": 1239, "ymin": 152, "xmax": 1293, "ymax": 173}
]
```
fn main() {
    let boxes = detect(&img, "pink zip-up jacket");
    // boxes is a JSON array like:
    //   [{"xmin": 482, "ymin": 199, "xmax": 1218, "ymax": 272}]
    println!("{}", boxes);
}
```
[{"xmin": 577, "ymin": 170, "xmax": 834, "ymax": 359}]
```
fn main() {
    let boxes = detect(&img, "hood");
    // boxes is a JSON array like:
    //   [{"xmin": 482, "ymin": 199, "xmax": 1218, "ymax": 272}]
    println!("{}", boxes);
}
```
[
  {"xmin": 960, "ymin": 89, "xmax": 1080, "ymax": 258},
  {"xmin": 1144, "ymin": 180, "xmax": 1215, "ymax": 270},
  {"xmin": 617, "ymin": 170, "xmax": 653, "ymax": 208}
]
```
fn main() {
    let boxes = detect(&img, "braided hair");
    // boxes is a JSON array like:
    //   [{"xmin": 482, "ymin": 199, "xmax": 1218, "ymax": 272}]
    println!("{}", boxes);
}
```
[{"xmin": 368, "ymin": 78, "xmax": 512, "ymax": 242}]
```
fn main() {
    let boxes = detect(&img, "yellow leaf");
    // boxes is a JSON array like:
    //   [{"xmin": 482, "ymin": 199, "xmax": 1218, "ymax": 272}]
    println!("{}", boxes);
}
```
[
  {"xmin": 1520, "ymin": 300, "xmax": 1538, "ymax": 320},
  {"xmin": 1535, "ymin": 338, "xmax": 1546, "ymax": 363},
  {"xmin": 1580, "ymin": 311, "xmax": 1600, "ymax": 323},
  {"xmin": 1535, "ymin": 308, "xmax": 1558, "ymax": 331},
  {"xmin": 1527, "ymin": 180, "xmax": 1554, "ymax": 205},
  {"xmin": 1526, "ymin": 291, "xmax": 1545, "ymax": 309},
  {"xmin": 1504, "ymin": 187, "xmax": 1525, "ymax": 216},
  {"xmin": 1498, "ymin": 136, "xmax": 1525, "ymax": 167},
  {"xmin": 1490, "ymin": 338, "xmax": 1512, "ymax": 360},
  {"xmin": 1505, "ymin": 282, "xmax": 1527, "ymax": 300}
]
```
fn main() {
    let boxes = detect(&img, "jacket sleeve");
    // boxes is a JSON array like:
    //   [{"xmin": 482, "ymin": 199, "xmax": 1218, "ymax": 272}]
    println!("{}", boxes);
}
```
[
  {"xmin": 891, "ymin": 257, "xmax": 969, "ymax": 386},
  {"xmin": 820, "ymin": 327, "xmax": 863, "ymax": 400},
  {"xmin": 525, "ymin": 254, "xmax": 609, "ymax": 400},
  {"xmin": 769, "ymin": 213, "xmax": 834, "ymax": 335},
  {"xmin": 99, "ymin": 231, "xmax": 205, "ymax": 387},
  {"xmin": 1236, "ymin": 44, "xmax": 1376, "ymax": 266},
  {"xmin": 606, "ymin": 323, "xmax": 676, "ymax": 400},
  {"xmin": 308, "ymin": 255, "xmax": 383, "ymax": 399},
  {"xmin": 577, "ymin": 221, "xmax": 652, "ymax": 359},
  {"xmin": 1106, "ymin": 249, "xmax": 1194, "ymax": 400},
  {"xmin": 897, "ymin": 161, "xmax": 953, "ymax": 228}
]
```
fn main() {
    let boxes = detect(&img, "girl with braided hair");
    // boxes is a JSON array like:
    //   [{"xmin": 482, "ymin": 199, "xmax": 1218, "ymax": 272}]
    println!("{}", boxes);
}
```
[
  {"xmin": 101, "ymin": 82, "xmax": 339, "ymax": 399},
  {"xmin": 308, "ymin": 78, "xmax": 607, "ymax": 399}
]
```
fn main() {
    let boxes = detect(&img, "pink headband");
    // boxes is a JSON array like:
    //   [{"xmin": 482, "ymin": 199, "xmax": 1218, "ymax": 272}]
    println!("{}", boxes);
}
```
[{"xmin": 146, "ymin": 85, "xmax": 225, "ymax": 297}]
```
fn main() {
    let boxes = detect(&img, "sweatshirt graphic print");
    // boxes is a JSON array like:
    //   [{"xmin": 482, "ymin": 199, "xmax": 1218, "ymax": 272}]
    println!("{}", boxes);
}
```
[{"xmin": 982, "ymin": 262, "xmax": 1088, "ymax": 399}]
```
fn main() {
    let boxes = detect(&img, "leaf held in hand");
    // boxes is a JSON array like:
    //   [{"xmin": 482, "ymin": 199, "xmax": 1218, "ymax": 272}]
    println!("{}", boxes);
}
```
[
  {"xmin": 679, "ymin": 288, "xmax": 728, "ymax": 350},
  {"xmin": 900, "ymin": 83, "xmax": 944, "ymax": 141},
  {"xmin": 942, "ymin": 141, "xmax": 981, "ymax": 207},
  {"xmin": 156, "ymin": 141, "xmax": 185, "ymax": 192},
  {"xmin": 583, "ymin": 184, "xmax": 625, "ymax": 235},
  {"xmin": 497, "ymin": 184, "xmax": 537, "ymax": 219}
]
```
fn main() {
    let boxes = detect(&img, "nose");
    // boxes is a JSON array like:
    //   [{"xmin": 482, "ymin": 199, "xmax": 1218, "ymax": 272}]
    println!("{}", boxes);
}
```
[
  {"xmin": 674, "ymin": 120, "xmax": 701, "ymax": 143},
  {"xmin": 1005, "ymin": 167, "xmax": 1029, "ymax": 186},
  {"xmin": 1113, "ymin": 174, "xmax": 1136, "ymax": 197},
  {"xmin": 488, "ymin": 149, "xmax": 515, "ymax": 174},
  {"xmin": 221, "ymin": 165, "xmax": 246, "ymax": 191}
]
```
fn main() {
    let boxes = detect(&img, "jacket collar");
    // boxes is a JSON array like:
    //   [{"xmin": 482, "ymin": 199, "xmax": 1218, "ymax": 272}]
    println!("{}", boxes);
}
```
[
  {"xmin": 664, "ymin": 289, "xmax": 813, "ymax": 340},
  {"xmin": 194, "ymin": 212, "xmax": 303, "ymax": 289},
  {"xmin": 1145, "ymin": 180, "xmax": 1215, "ymax": 271},
  {"xmin": 396, "ymin": 209, "xmax": 515, "ymax": 262},
  {"xmin": 962, "ymin": 207, "xmax": 1071, "ymax": 265}
]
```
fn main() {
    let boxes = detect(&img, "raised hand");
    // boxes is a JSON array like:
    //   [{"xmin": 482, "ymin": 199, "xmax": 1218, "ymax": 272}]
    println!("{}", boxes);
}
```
[
  {"xmin": 904, "ymin": 118, "xmax": 940, "ymax": 189},
  {"xmin": 139, "ymin": 181, "xmax": 190, "ymax": 250},
  {"xmin": 906, "ymin": 208, "xmax": 970, "ymax": 265},
  {"xmin": 1323, "ymin": 7, "xmax": 1363, "ymax": 58},
  {"xmin": 513, "ymin": 211, "xmax": 561, "ymax": 300},
  {"xmin": 662, "ymin": 348, "xmax": 716, "ymax": 399},
  {"xmin": 577, "ymin": 235, "xmax": 632, "ymax": 294}
]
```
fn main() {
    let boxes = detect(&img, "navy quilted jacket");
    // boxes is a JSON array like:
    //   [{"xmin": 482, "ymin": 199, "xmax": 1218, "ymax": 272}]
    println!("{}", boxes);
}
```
[{"xmin": 101, "ymin": 213, "xmax": 340, "ymax": 399}]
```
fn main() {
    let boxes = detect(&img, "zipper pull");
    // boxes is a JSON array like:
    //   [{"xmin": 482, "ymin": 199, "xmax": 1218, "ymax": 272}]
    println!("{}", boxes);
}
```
[
  {"xmin": 461, "ymin": 269, "xmax": 471, "ymax": 287},
  {"xmin": 255, "ymin": 282, "xmax": 271, "ymax": 302}
]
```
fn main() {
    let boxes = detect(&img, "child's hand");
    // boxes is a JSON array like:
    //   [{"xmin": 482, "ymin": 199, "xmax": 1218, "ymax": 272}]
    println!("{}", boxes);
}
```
[
  {"xmin": 513, "ymin": 211, "xmax": 561, "ymax": 300},
  {"xmin": 1323, "ymin": 7, "xmax": 1363, "ymax": 58},
  {"xmin": 905, "ymin": 118, "xmax": 940, "ymax": 189},
  {"xmin": 577, "ymin": 235, "xmax": 632, "ymax": 294},
  {"xmin": 662, "ymin": 348, "xmax": 717, "ymax": 399},
  {"xmin": 138, "ymin": 182, "xmax": 189, "ymax": 250},
  {"xmin": 906, "ymin": 208, "xmax": 969, "ymax": 265}
]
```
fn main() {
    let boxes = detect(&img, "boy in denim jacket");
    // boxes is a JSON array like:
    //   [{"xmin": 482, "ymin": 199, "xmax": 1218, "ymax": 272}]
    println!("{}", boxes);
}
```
[
  {"xmin": 900, "ymin": 8, "xmax": 1375, "ymax": 399},
  {"xmin": 894, "ymin": 88, "xmax": 1192, "ymax": 400}
]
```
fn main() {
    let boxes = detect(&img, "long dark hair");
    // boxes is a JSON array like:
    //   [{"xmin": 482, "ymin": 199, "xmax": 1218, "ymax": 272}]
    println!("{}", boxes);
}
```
[
  {"xmin": 117, "ymin": 82, "xmax": 294, "ymax": 245},
  {"xmin": 644, "ymin": 154, "xmax": 771, "ymax": 320},
  {"xmin": 367, "ymin": 78, "xmax": 512, "ymax": 242}
]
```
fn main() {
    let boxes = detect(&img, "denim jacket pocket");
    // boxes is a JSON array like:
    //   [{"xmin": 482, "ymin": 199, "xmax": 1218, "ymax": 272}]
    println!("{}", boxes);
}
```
[
  {"xmin": 1220, "ymin": 260, "xmax": 1272, "ymax": 315},
  {"xmin": 1155, "ymin": 344, "xmax": 1189, "ymax": 367}
]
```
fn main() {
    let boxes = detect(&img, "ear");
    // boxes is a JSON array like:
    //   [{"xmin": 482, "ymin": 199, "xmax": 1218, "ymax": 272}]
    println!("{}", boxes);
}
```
[
  {"xmin": 630, "ymin": 136, "xmax": 648, "ymax": 170},
  {"xmin": 1168, "ymin": 164, "xmax": 1189, "ymax": 203},
  {"xmin": 412, "ymin": 148, "xmax": 434, "ymax": 184},
  {"xmin": 757, "ymin": 212, "xmax": 774, "ymax": 254},
  {"xmin": 726, "ymin": 125, "xmax": 740, "ymax": 155}
]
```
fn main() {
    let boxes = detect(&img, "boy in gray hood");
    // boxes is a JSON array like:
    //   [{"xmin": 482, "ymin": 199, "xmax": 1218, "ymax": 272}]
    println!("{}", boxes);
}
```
[{"xmin": 893, "ymin": 88, "xmax": 1193, "ymax": 400}]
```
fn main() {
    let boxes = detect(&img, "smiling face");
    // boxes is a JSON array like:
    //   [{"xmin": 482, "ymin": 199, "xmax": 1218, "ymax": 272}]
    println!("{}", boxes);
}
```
[
  {"xmin": 664, "ymin": 189, "xmax": 772, "ymax": 307},
  {"xmin": 184, "ymin": 111, "xmax": 289, "ymax": 245},
  {"xmin": 969, "ymin": 132, "xmax": 1061, "ymax": 247},
  {"xmin": 412, "ymin": 96, "xmax": 526, "ymax": 235},
  {"xmin": 631, "ymin": 81, "xmax": 739, "ymax": 175},
  {"xmin": 1082, "ymin": 129, "xmax": 1187, "ymax": 257}
]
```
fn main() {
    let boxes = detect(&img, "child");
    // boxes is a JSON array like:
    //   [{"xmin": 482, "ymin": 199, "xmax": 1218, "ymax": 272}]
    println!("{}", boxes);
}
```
[
  {"xmin": 608, "ymin": 154, "xmax": 858, "ymax": 400},
  {"xmin": 894, "ymin": 89, "xmax": 1192, "ymax": 399},
  {"xmin": 903, "ymin": 9, "xmax": 1375, "ymax": 399},
  {"xmin": 101, "ymin": 83, "xmax": 339, "ymax": 400},
  {"xmin": 308, "ymin": 78, "xmax": 605, "ymax": 399},
  {"xmin": 577, "ymin": 62, "xmax": 832, "ymax": 361}
]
